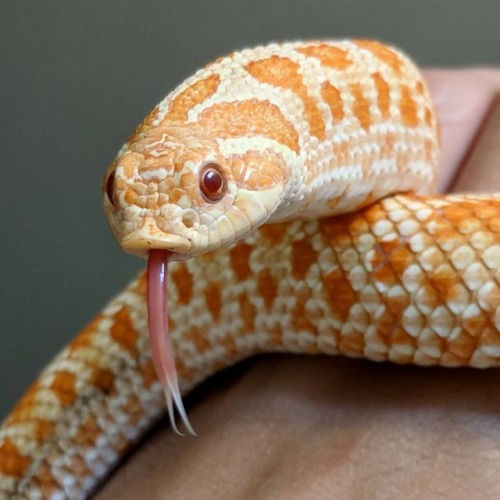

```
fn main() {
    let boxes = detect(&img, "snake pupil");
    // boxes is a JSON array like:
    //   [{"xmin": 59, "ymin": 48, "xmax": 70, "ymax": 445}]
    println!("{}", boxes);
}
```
[
  {"xmin": 106, "ymin": 171, "xmax": 116, "ymax": 206},
  {"xmin": 204, "ymin": 170, "xmax": 222, "ymax": 193},
  {"xmin": 200, "ymin": 163, "xmax": 226, "ymax": 202}
]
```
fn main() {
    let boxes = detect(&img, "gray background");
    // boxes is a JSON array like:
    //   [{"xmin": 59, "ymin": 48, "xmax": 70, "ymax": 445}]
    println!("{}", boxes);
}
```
[{"xmin": 1, "ymin": 0, "xmax": 499, "ymax": 419}]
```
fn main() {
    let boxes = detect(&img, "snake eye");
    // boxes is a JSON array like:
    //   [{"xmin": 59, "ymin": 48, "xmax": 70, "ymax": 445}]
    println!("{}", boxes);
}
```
[
  {"xmin": 199, "ymin": 163, "xmax": 226, "ymax": 202},
  {"xmin": 105, "ymin": 170, "xmax": 116, "ymax": 206}
]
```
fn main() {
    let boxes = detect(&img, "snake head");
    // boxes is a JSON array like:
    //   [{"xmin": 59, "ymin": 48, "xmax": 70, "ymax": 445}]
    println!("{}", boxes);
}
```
[
  {"xmin": 103, "ymin": 121, "xmax": 290, "ymax": 433},
  {"xmin": 103, "ymin": 124, "xmax": 289, "ymax": 259}
]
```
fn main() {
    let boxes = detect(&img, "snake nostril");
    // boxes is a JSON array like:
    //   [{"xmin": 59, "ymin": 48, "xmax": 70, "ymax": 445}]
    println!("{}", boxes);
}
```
[{"xmin": 106, "ymin": 171, "xmax": 116, "ymax": 206}]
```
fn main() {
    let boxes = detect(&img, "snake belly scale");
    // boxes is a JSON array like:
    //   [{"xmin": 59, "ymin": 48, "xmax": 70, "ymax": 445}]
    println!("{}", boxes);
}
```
[{"xmin": 0, "ymin": 40, "xmax": 499, "ymax": 498}]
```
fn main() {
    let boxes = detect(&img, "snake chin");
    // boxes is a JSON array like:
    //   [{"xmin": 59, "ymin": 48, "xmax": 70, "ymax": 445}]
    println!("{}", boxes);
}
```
[{"xmin": 121, "ymin": 219, "xmax": 192, "ymax": 257}]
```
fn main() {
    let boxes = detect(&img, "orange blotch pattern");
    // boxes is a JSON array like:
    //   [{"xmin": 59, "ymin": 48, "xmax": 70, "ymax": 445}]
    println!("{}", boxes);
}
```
[
  {"xmin": 205, "ymin": 283, "xmax": 222, "ymax": 321},
  {"xmin": 429, "ymin": 265, "xmax": 460, "ymax": 298},
  {"xmin": 0, "ymin": 439, "xmax": 30, "ymax": 477},
  {"xmin": 371, "ymin": 240, "xmax": 414, "ymax": 285},
  {"xmin": 50, "ymin": 371, "xmax": 77, "ymax": 407},
  {"xmin": 324, "ymin": 269, "xmax": 358, "ymax": 322},
  {"xmin": 296, "ymin": 44, "xmax": 353, "ymax": 70},
  {"xmin": 35, "ymin": 420, "xmax": 54, "ymax": 441},
  {"xmin": 90, "ymin": 368, "xmax": 115, "ymax": 395},
  {"xmin": 171, "ymin": 264, "xmax": 194, "ymax": 305},
  {"xmin": 400, "ymin": 85, "xmax": 419, "ymax": 127},
  {"xmin": 229, "ymin": 243, "xmax": 253, "ymax": 281},
  {"xmin": 259, "ymin": 223, "xmax": 288, "ymax": 245},
  {"xmin": 245, "ymin": 56, "xmax": 326, "ymax": 140},
  {"xmin": 373, "ymin": 72, "xmax": 391, "ymax": 120},
  {"xmin": 355, "ymin": 40, "xmax": 403, "ymax": 75},
  {"xmin": 109, "ymin": 307, "xmax": 139, "ymax": 358},
  {"xmin": 350, "ymin": 83, "xmax": 372, "ymax": 130},
  {"xmin": 321, "ymin": 218, "xmax": 352, "ymax": 248},
  {"xmin": 388, "ymin": 244, "xmax": 415, "ymax": 276},
  {"xmin": 257, "ymin": 269, "xmax": 278, "ymax": 310},
  {"xmin": 238, "ymin": 292, "xmax": 256, "ymax": 334},
  {"xmin": 165, "ymin": 74, "xmax": 220, "ymax": 122},
  {"xmin": 199, "ymin": 99, "xmax": 301, "ymax": 153},
  {"xmin": 291, "ymin": 240, "xmax": 318, "ymax": 280},
  {"xmin": 320, "ymin": 82, "xmax": 345, "ymax": 123}
]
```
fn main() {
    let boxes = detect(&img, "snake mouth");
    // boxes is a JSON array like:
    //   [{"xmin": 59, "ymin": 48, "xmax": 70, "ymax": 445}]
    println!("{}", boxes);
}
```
[{"xmin": 121, "ymin": 221, "xmax": 191, "ymax": 255}]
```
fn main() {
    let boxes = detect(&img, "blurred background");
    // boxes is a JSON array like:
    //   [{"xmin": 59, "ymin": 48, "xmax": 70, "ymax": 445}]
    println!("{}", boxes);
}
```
[{"xmin": 1, "ymin": 0, "xmax": 499, "ymax": 419}]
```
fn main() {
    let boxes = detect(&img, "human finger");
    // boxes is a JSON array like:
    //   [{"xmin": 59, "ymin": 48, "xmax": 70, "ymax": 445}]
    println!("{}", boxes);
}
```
[{"xmin": 423, "ymin": 69, "xmax": 500, "ymax": 192}]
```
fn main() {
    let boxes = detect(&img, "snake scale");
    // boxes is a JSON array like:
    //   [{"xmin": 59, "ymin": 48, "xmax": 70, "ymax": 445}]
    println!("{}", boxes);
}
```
[{"xmin": 1, "ymin": 40, "xmax": 500, "ymax": 498}]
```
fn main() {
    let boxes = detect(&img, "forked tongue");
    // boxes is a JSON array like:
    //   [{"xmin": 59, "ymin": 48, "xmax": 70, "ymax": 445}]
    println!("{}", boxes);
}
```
[{"xmin": 147, "ymin": 249, "xmax": 196, "ymax": 436}]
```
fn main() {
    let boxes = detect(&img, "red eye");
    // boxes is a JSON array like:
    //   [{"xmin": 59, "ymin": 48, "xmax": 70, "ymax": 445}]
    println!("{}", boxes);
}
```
[
  {"xmin": 106, "ymin": 170, "xmax": 116, "ymax": 206},
  {"xmin": 199, "ymin": 163, "xmax": 226, "ymax": 202}
]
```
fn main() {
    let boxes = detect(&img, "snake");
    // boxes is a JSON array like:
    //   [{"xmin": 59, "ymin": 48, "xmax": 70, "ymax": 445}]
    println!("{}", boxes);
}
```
[{"xmin": 1, "ymin": 39, "xmax": 499, "ymax": 498}]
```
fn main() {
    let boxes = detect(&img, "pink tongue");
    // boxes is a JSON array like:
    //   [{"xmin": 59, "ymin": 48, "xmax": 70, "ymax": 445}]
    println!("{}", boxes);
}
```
[{"xmin": 147, "ymin": 249, "xmax": 195, "ymax": 435}]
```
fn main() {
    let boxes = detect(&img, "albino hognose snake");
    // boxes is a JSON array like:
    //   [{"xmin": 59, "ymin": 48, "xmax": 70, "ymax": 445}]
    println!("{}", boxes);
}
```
[{"xmin": 0, "ymin": 40, "xmax": 499, "ymax": 498}]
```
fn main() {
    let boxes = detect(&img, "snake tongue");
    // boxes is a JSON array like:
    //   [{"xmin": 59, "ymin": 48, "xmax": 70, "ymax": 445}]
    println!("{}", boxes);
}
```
[{"xmin": 147, "ymin": 249, "xmax": 196, "ymax": 436}]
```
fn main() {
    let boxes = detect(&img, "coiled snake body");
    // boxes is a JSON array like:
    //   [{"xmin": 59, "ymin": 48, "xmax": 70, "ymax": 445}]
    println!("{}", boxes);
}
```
[{"xmin": 1, "ymin": 40, "xmax": 499, "ymax": 498}]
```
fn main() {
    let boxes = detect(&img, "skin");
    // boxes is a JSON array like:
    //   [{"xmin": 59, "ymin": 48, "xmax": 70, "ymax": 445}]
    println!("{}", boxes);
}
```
[{"xmin": 98, "ymin": 69, "xmax": 500, "ymax": 500}]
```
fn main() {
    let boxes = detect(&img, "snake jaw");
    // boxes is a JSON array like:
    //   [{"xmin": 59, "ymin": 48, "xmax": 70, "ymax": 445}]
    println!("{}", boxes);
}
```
[
  {"xmin": 147, "ymin": 249, "xmax": 196, "ymax": 436},
  {"xmin": 122, "ymin": 219, "xmax": 191, "ymax": 256}
]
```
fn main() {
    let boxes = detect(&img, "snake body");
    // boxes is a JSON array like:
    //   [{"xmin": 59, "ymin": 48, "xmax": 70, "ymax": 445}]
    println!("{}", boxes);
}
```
[{"xmin": 1, "ymin": 40, "xmax": 500, "ymax": 498}]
